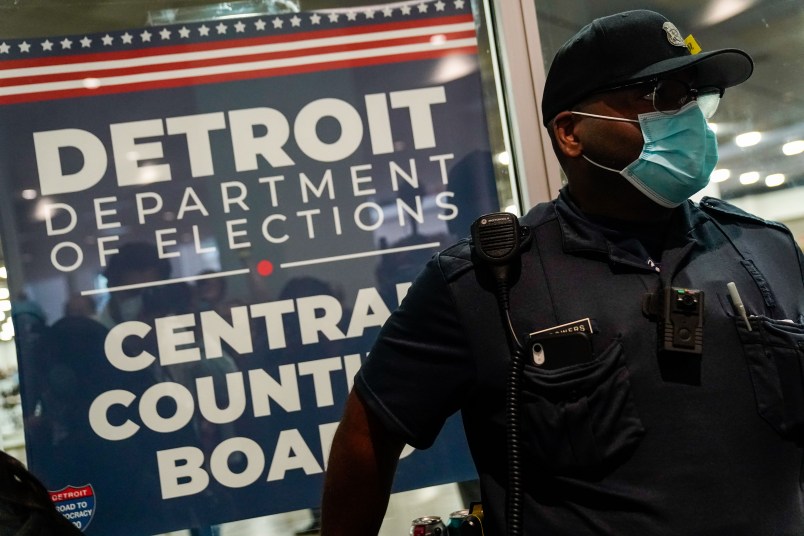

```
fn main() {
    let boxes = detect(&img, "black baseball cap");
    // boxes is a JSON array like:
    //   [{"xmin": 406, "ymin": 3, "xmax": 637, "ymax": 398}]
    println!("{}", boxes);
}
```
[{"xmin": 541, "ymin": 10, "xmax": 753, "ymax": 125}]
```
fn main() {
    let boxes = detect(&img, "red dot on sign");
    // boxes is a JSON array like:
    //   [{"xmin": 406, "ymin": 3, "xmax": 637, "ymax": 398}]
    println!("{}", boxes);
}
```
[{"xmin": 257, "ymin": 260, "xmax": 274, "ymax": 277}]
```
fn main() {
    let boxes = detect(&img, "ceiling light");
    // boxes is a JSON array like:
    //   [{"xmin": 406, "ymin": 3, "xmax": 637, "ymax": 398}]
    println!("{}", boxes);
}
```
[
  {"xmin": 739, "ymin": 171, "xmax": 760, "ymax": 185},
  {"xmin": 765, "ymin": 173, "xmax": 785, "ymax": 187},
  {"xmin": 700, "ymin": 0, "xmax": 758, "ymax": 26},
  {"xmin": 735, "ymin": 131, "xmax": 762, "ymax": 147},
  {"xmin": 0, "ymin": 289, "xmax": 8, "ymax": 300},
  {"xmin": 708, "ymin": 122, "xmax": 719, "ymax": 134},
  {"xmin": 710, "ymin": 168, "xmax": 730, "ymax": 182},
  {"xmin": 782, "ymin": 140, "xmax": 804, "ymax": 156},
  {"xmin": 0, "ymin": 267, "xmax": 6, "ymax": 278}
]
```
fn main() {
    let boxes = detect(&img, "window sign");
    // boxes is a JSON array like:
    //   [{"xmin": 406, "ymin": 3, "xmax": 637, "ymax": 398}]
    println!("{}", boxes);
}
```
[{"xmin": 0, "ymin": 1, "xmax": 494, "ymax": 533}]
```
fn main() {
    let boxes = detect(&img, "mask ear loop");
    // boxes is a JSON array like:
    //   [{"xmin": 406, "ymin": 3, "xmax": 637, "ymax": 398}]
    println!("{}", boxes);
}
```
[
  {"xmin": 571, "ymin": 110, "xmax": 639, "ymax": 123},
  {"xmin": 582, "ymin": 154, "xmax": 622, "ymax": 173},
  {"xmin": 570, "ymin": 111, "xmax": 641, "ymax": 173}
]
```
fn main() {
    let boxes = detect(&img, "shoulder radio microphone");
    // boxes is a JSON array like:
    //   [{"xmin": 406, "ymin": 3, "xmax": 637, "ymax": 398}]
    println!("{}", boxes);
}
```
[
  {"xmin": 470, "ymin": 212, "xmax": 530, "ymax": 536},
  {"xmin": 470, "ymin": 212, "xmax": 529, "ymax": 294}
]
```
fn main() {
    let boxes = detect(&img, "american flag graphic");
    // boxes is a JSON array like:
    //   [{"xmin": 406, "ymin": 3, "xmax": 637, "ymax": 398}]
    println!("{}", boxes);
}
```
[{"xmin": 0, "ymin": 0, "xmax": 476, "ymax": 105}]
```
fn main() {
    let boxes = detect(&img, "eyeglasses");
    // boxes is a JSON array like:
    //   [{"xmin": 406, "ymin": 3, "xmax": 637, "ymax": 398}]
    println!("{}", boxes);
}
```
[
  {"xmin": 644, "ymin": 79, "xmax": 723, "ymax": 118},
  {"xmin": 603, "ymin": 78, "xmax": 724, "ymax": 119}
]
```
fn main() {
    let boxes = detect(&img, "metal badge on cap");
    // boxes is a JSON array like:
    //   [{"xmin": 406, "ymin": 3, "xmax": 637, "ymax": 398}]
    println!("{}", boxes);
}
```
[{"xmin": 662, "ymin": 22, "xmax": 686, "ymax": 47}]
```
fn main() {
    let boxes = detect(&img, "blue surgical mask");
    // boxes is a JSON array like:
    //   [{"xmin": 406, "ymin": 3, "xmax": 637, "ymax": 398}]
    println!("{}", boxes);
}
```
[{"xmin": 573, "ymin": 102, "xmax": 718, "ymax": 208}]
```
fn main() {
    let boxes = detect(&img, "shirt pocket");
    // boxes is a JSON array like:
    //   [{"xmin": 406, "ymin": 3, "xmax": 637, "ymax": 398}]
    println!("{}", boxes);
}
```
[
  {"xmin": 736, "ymin": 315, "xmax": 804, "ymax": 440},
  {"xmin": 519, "ymin": 336, "xmax": 645, "ymax": 475}
]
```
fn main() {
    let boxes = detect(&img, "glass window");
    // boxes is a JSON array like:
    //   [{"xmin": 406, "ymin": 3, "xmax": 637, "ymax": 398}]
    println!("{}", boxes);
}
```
[{"xmin": 0, "ymin": 1, "xmax": 513, "ymax": 534}]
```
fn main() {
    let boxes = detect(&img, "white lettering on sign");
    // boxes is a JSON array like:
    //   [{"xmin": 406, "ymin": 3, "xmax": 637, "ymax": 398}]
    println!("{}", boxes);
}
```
[
  {"xmin": 34, "ymin": 87, "xmax": 447, "ymax": 196},
  {"xmin": 155, "ymin": 423, "xmax": 416, "ymax": 499},
  {"xmin": 41, "ymin": 152, "xmax": 456, "ymax": 273},
  {"xmin": 103, "ymin": 286, "xmax": 394, "ymax": 371}
]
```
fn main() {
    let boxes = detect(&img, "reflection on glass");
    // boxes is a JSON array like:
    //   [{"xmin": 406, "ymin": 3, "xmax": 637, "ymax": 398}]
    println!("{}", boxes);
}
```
[{"xmin": 148, "ymin": 0, "xmax": 301, "ymax": 25}]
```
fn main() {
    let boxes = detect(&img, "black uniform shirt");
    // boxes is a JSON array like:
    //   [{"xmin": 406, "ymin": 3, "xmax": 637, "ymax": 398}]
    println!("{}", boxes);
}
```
[{"xmin": 356, "ymin": 189, "xmax": 804, "ymax": 535}]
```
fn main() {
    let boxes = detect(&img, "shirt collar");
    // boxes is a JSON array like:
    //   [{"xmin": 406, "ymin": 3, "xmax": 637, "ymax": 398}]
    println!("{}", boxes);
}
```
[{"xmin": 553, "ymin": 187, "xmax": 703, "ymax": 270}]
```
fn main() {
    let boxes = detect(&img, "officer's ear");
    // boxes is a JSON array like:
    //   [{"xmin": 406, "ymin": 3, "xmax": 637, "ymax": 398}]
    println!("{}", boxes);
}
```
[{"xmin": 551, "ymin": 111, "xmax": 583, "ymax": 158}]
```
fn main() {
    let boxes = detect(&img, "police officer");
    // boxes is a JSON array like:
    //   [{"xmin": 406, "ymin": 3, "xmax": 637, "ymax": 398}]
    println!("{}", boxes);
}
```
[{"xmin": 321, "ymin": 10, "xmax": 804, "ymax": 536}]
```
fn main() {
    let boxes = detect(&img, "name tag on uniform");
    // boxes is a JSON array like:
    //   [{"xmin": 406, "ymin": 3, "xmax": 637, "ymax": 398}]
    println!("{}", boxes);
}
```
[{"xmin": 528, "ymin": 318, "xmax": 594, "ymax": 369}]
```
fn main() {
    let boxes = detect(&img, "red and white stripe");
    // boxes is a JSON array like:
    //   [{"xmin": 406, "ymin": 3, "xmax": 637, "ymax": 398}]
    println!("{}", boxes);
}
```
[{"xmin": 0, "ymin": 14, "xmax": 477, "ymax": 104}]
